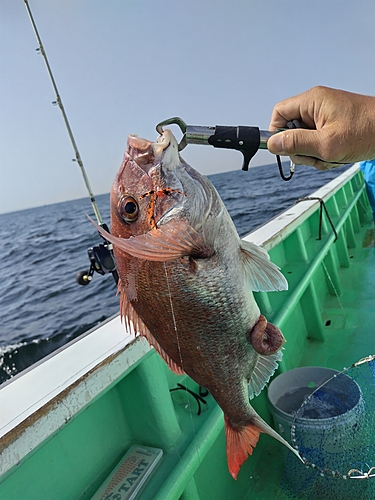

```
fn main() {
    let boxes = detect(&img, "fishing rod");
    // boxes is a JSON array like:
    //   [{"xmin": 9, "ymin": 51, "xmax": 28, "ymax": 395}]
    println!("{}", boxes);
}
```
[{"xmin": 24, "ymin": 0, "xmax": 118, "ymax": 286}]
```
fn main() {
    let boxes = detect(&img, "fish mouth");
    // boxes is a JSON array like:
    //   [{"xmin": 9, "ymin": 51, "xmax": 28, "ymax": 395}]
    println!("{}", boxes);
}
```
[{"xmin": 126, "ymin": 130, "xmax": 178, "ymax": 174}]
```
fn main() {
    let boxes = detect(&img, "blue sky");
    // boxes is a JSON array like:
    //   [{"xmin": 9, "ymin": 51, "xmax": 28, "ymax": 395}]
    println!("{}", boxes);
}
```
[{"xmin": 2, "ymin": 0, "xmax": 375, "ymax": 214}]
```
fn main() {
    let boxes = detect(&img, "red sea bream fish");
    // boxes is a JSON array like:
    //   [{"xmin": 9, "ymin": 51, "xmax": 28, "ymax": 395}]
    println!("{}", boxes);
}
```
[{"xmin": 92, "ymin": 129, "xmax": 302, "ymax": 479}]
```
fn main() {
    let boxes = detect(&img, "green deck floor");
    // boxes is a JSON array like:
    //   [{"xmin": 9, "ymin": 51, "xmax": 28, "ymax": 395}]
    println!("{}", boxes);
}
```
[
  {"xmin": 299, "ymin": 226, "xmax": 375, "ymax": 372},
  {"xmin": 244, "ymin": 215, "xmax": 375, "ymax": 498}
]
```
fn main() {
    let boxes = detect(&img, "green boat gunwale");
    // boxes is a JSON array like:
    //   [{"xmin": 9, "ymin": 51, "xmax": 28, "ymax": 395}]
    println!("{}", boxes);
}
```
[{"xmin": 244, "ymin": 163, "xmax": 362, "ymax": 252}]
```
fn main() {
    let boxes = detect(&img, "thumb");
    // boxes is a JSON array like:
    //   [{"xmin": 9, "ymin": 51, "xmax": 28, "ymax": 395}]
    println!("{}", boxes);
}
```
[{"xmin": 267, "ymin": 129, "xmax": 324, "ymax": 158}]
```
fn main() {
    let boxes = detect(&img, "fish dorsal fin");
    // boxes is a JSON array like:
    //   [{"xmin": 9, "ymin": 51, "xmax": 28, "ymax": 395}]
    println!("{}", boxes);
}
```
[
  {"xmin": 119, "ymin": 284, "xmax": 184, "ymax": 375},
  {"xmin": 88, "ymin": 215, "xmax": 212, "ymax": 262},
  {"xmin": 248, "ymin": 349, "xmax": 283, "ymax": 400},
  {"xmin": 240, "ymin": 239, "xmax": 288, "ymax": 292}
]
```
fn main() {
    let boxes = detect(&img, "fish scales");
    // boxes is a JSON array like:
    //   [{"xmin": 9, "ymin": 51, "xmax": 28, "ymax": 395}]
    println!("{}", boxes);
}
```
[
  {"xmin": 92, "ymin": 129, "xmax": 303, "ymax": 479},
  {"xmin": 127, "ymin": 259, "xmax": 257, "ymax": 421}
]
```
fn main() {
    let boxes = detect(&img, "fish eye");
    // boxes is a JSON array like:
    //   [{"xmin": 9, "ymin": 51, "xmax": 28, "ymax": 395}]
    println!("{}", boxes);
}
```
[{"xmin": 118, "ymin": 195, "xmax": 139, "ymax": 222}]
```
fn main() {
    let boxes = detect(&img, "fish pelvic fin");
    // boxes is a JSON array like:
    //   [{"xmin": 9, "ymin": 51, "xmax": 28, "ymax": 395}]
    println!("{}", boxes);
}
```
[
  {"xmin": 119, "ymin": 286, "xmax": 184, "ymax": 375},
  {"xmin": 240, "ymin": 239, "xmax": 288, "ymax": 292},
  {"xmin": 88, "ymin": 215, "xmax": 212, "ymax": 262},
  {"xmin": 224, "ymin": 416, "xmax": 262, "ymax": 480}
]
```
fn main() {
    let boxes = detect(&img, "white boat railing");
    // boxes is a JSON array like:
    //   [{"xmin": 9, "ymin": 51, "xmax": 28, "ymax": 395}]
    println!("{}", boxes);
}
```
[{"xmin": 244, "ymin": 163, "xmax": 360, "ymax": 250}]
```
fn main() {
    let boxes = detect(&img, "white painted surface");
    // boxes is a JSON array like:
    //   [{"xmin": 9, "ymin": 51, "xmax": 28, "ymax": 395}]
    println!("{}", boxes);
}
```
[{"xmin": 0, "ymin": 315, "xmax": 150, "ymax": 475}]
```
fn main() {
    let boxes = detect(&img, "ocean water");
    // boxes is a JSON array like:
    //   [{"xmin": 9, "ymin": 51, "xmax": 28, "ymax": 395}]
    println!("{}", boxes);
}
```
[{"xmin": 0, "ymin": 162, "xmax": 351, "ymax": 384}]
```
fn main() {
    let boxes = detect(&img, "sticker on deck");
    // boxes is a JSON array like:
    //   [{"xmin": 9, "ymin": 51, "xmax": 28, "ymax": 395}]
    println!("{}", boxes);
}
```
[{"xmin": 91, "ymin": 445, "xmax": 163, "ymax": 500}]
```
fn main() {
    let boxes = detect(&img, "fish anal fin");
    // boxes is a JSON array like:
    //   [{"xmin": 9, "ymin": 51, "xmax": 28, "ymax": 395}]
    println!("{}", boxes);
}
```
[
  {"xmin": 240, "ymin": 239, "xmax": 288, "ymax": 292},
  {"xmin": 249, "ymin": 314, "xmax": 286, "ymax": 355},
  {"xmin": 224, "ymin": 416, "xmax": 262, "ymax": 480},
  {"xmin": 119, "ymin": 287, "xmax": 184, "ymax": 375},
  {"xmin": 248, "ymin": 348, "xmax": 283, "ymax": 400}
]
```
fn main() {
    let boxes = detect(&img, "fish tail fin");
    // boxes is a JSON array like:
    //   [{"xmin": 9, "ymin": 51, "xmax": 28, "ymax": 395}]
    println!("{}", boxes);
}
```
[
  {"xmin": 225, "ymin": 413, "xmax": 303, "ymax": 480},
  {"xmin": 224, "ymin": 416, "xmax": 262, "ymax": 480}
]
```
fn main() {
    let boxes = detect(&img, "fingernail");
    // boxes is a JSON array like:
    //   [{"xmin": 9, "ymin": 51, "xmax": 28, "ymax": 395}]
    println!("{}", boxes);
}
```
[{"xmin": 268, "ymin": 134, "xmax": 285, "ymax": 155}]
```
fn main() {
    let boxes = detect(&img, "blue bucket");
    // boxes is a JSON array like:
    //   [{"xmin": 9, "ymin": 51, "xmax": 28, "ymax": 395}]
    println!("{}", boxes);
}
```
[
  {"xmin": 267, "ymin": 367, "xmax": 363, "ymax": 446},
  {"xmin": 267, "ymin": 366, "xmax": 366, "ymax": 499}
]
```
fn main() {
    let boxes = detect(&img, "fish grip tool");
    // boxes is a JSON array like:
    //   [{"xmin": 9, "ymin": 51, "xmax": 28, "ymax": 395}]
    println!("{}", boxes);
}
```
[
  {"xmin": 156, "ymin": 117, "xmax": 304, "ymax": 179},
  {"xmin": 156, "ymin": 118, "xmax": 346, "ymax": 179},
  {"xmin": 279, "ymin": 354, "xmax": 375, "ymax": 499}
]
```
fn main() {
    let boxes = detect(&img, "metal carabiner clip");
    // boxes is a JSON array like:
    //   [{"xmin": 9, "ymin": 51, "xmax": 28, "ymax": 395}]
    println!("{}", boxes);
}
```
[{"xmin": 156, "ymin": 117, "xmax": 188, "ymax": 151}]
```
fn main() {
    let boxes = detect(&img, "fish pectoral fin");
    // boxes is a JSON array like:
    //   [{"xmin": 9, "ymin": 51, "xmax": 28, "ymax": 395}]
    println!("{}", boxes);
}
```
[
  {"xmin": 248, "ymin": 349, "xmax": 283, "ymax": 399},
  {"xmin": 88, "ymin": 215, "xmax": 211, "ymax": 261},
  {"xmin": 120, "ymin": 286, "xmax": 184, "ymax": 375},
  {"xmin": 240, "ymin": 239, "xmax": 288, "ymax": 292}
]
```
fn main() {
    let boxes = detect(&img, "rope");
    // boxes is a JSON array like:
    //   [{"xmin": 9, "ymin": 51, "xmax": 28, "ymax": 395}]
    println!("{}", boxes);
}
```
[{"xmin": 295, "ymin": 197, "xmax": 338, "ymax": 242}]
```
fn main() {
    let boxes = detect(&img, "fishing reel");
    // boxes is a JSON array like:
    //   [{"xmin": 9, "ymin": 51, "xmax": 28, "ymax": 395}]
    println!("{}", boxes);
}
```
[{"xmin": 76, "ymin": 224, "xmax": 118, "ymax": 286}]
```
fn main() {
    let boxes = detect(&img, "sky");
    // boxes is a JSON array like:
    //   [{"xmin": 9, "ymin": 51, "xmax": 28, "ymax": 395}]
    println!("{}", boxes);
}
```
[{"xmin": 1, "ymin": 0, "xmax": 375, "ymax": 214}]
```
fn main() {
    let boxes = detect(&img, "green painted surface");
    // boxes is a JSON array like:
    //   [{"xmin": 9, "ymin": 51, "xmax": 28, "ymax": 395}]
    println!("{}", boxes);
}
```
[
  {"xmin": 1, "ymin": 169, "xmax": 373, "ymax": 499},
  {"xmin": 0, "ymin": 388, "xmax": 131, "ymax": 499}
]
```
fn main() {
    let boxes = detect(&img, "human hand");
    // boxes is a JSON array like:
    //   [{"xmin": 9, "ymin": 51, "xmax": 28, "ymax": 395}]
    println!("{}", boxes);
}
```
[{"xmin": 267, "ymin": 86, "xmax": 375, "ymax": 170}]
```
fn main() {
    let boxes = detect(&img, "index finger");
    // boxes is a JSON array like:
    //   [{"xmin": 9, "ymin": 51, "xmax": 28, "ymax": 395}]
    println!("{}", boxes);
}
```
[
  {"xmin": 269, "ymin": 91, "xmax": 316, "ymax": 131},
  {"xmin": 268, "ymin": 107, "xmax": 297, "ymax": 131}
]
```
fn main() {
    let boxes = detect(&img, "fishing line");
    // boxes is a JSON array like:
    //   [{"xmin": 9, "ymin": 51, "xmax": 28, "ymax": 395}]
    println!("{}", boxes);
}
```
[
  {"xmin": 163, "ymin": 262, "xmax": 185, "ymax": 374},
  {"xmin": 163, "ymin": 262, "xmax": 202, "ymax": 466},
  {"xmin": 23, "ymin": 0, "xmax": 103, "ymax": 225}
]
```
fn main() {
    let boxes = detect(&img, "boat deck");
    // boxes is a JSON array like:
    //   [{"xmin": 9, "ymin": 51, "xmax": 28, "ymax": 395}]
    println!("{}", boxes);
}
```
[
  {"xmin": 243, "ymin": 223, "xmax": 375, "ymax": 498},
  {"xmin": 241, "ymin": 166, "xmax": 375, "ymax": 499},
  {"xmin": 299, "ymin": 227, "xmax": 375, "ymax": 370},
  {"xmin": 1, "ymin": 165, "xmax": 374, "ymax": 499}
]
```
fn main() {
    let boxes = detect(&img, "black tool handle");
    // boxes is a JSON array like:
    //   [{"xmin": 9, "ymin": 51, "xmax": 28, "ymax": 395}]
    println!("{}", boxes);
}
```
[{"xmin": 208, "ymin": 126, "xmax": 260, "ymax": 171}]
